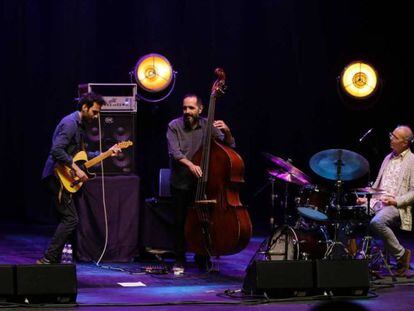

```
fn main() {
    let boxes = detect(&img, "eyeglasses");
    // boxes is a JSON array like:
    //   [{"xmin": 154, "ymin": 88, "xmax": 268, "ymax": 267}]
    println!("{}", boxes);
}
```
[
  {"xmin": 389, "ymin": 132, "xmax": 399, "ymax": 140},
  {"xmin": 389, "ymin": 132, "xmax": 410, "ymax": 142}
]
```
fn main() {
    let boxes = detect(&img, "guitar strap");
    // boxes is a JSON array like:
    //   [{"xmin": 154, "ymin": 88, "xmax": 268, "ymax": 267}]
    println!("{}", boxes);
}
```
[{"xmin": 80, "ymin": 126, "xmax": 87, "ymax": 152}]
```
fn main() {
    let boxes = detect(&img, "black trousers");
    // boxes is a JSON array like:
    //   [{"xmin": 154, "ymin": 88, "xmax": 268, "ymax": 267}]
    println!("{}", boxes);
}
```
[
  {"xmin": 42, "ymin": 176, "xmax": 79, "ymax": 263},
  {"xmin": 171, "ymin": 186, "xmax": 194, "ymax": 263}
]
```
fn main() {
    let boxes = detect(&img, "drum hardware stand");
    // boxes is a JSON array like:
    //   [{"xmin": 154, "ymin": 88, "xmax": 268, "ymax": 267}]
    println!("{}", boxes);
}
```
[
  {"xmin": 264, "ymin": 176, "xmax": 296, "ymax": 260},
  {"xmin": 270, "ymin": 176, "xmax": 278, "ymax": 229},
  {"xmin": 253, "ymin": 176, "xmax": 279, "ymax": 231},
  {"xmin": 324, "ymin": 151, "xmax": 349, "ymax": 259},
  {"xmin": 356, "ymin": 193, "xmax": 396, "ymax": 281},
  {"xmin": 256, "ymin": 175, "xmax": 296, "ymax": 261}
]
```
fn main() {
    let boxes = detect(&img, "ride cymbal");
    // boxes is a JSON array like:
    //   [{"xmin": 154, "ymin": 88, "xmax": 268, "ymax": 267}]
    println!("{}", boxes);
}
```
[{"xmin": 309, "ymin": 149, "xmax": 369, "ymax": 181}]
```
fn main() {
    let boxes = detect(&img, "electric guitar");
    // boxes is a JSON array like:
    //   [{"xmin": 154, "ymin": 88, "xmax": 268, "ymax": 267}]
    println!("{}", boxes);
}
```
[{"xmin": 54, "ymin": 140, "xmax": 133, "ymax": 193}]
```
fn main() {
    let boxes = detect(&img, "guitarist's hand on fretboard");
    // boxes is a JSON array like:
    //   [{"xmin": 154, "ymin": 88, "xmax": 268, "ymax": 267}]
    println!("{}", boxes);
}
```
[{"xmin": 109, "ymin": 144, "xmax": 123, "ymax": 157}]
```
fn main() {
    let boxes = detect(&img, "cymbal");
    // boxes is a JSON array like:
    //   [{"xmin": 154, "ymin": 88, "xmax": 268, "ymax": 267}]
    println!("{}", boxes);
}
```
[
  {"xmin": 309, "ymin": 149, "xmax": 369, "ymax": 181},
  {"xmin": 262, "ymin": 152, "xmax": 292, "ymax": 171},
  {"xmin": 263, "ymin": 152, "xmax": 312, "ymax": 185},
  {"xmin": 351, "ymin": 187, "xmax": 388, "ymax": 196},
  {"xmin": 267, "ymin": 169, "xmax": 311, "ymax": 186}
]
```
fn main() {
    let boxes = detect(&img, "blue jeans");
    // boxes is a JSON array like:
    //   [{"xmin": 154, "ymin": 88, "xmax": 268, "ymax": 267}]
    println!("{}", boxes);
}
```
[{"xmin": 369, "ymin": 204, "xmax": 405, "ymax": 259}]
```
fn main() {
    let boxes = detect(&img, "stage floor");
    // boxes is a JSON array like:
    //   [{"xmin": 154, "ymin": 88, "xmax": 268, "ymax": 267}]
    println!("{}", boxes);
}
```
[{"xmin": 1, "ymin": 223, "xmax": 413, "ymax": 310}]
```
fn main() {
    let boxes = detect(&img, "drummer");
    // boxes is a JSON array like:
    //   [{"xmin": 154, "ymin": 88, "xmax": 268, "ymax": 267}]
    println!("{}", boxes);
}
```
[{"xmin": 357, "ymin": 125, "xmax": 414, "ymax": 276}]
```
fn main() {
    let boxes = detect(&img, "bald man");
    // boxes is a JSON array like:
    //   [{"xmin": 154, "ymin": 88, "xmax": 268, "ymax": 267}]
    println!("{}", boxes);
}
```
[{"xmin": 358, "ymin": 125, "xmax": 414, "ymax": 276}]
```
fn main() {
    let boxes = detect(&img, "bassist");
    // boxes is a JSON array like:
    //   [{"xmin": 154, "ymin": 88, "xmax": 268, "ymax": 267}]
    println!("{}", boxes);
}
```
[{"xmin": 166, "ymin": 93, "xmax": 235, "ymax": 272}]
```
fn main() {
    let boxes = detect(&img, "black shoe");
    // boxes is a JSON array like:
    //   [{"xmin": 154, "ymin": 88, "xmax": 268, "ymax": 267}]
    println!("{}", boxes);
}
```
[{"xmin": 194, "ymin": 254, "xmax": 212, "ymax": 271}]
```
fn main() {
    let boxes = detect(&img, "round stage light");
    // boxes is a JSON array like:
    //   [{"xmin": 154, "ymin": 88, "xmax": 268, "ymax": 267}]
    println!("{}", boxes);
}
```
[
  {"xmin": 340, "ymin": 61, "xmax": 378, "ymax": 98},
  {"xmin": 134, "ymin": 53, "xmax": 173, "ymax": 93}
]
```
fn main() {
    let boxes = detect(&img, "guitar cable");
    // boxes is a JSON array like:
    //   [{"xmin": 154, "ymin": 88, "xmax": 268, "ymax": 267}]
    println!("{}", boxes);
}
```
[{"xmin": 94, "ymin": 114, "xmax": 110, "ymax": 266}]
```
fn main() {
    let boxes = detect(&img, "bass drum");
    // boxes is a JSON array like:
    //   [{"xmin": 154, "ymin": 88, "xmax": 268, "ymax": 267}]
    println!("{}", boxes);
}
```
[{"xmin": 266, "ymin": 225, "xmax": 328, "ymax": 260}]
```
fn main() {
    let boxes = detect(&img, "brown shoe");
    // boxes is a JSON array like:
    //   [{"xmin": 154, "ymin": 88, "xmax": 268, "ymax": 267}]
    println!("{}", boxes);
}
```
[{"xmin": 396, "ymin": 249, "xmax": 411, "ymax": 276}]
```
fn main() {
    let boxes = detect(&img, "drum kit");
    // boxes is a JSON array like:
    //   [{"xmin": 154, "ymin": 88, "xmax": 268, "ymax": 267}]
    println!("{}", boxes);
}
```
[{"xmin": 257, "ymin": 148, "xmax": 392, "ymax": 272}]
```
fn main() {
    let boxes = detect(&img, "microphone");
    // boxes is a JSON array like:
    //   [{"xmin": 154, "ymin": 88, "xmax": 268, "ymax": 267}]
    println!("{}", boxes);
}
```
[{"xmin": 359, "ymin": 128, "xmax": 374, "ymax": 143}]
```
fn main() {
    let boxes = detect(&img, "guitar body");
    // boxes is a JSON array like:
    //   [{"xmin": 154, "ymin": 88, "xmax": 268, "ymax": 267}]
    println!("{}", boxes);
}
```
[
  {"xmin": 54, "ymin": 151, "xmax": 96, "ymax": 193},
  {"xmin": 54, "ymin": 140, "xmax": 133, "ymax": 193}
]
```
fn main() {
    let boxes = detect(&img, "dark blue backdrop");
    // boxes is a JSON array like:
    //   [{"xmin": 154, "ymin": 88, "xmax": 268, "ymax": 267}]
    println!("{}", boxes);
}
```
[{"xmin": 1, "ymin": 0, "xmax": 412, "ymax": 231}]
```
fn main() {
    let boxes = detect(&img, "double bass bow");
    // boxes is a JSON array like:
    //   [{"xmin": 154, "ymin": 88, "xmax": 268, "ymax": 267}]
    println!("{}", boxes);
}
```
[{"xmin": 184, "ymin": 68, "xmax": 252, "ymax": 257}]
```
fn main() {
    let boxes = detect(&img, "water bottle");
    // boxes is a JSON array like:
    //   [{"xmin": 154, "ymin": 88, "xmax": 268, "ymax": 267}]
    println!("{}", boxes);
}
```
[
  {"xmin": 61, "ymin": 243, "xmax": 73, "ymax": 264},
  {"xmin": 66, "ymin": 244, "xmax": 73, "ymax": 264},
  {"xmin": 61, "ymin": 244, "xmax": 68, "ymax": 264}
]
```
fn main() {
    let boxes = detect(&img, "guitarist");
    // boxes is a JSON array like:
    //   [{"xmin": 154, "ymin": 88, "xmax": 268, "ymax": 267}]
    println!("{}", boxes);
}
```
[{"xmin": 37, "ymin": 92, "xmax": 121, "ymax": 264}]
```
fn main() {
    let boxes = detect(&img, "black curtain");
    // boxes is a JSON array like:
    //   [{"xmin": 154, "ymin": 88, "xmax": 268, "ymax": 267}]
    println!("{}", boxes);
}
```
[{"xmin": 1, "ymin": 0, "xmax": 413, "ymax": 230}]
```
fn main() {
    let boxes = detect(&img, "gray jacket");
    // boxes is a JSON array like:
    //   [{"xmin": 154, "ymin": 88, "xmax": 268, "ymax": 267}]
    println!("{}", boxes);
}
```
[{"xmin": 373, "ymin": 149, "xmax": 414, "ymax": 231}]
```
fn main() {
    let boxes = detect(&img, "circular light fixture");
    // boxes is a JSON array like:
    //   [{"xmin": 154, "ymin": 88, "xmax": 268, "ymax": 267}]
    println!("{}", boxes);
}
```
[
  {"xmin": 340, "ymin": 61, "xmax": 378, "ymax": 98},
  {"xmin": 134, "ymin": 53, "xmax": 173, "ymax": 93}
]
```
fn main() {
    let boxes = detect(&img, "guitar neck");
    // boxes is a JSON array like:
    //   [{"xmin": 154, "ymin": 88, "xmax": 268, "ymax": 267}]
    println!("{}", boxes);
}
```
[{"xmin": 84, "ymin": 150, "xmax": 113, "ymax": 169}]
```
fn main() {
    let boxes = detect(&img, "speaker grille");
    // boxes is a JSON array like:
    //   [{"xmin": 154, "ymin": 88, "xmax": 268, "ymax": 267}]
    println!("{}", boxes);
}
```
[{"xmin": 84, "ymin": 112, "xmax": 136, "ymax": 175}]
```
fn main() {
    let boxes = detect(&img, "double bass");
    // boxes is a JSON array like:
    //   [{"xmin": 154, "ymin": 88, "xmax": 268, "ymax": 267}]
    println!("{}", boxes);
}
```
[{"xmin": 184, "ymin": 68, "xmax": 252, "ymax": 257}]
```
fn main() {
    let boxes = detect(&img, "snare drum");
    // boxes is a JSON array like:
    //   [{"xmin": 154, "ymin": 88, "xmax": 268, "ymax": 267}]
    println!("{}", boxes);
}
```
[{"xmin": 266, "ymin": 225, "xmax": 328, "ymax": 260}]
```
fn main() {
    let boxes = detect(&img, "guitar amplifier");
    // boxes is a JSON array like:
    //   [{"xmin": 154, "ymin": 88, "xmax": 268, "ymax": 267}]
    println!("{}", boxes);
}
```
[{"xmin": 78, "ymin": 83, "xmax": 137, "ymax": 112}]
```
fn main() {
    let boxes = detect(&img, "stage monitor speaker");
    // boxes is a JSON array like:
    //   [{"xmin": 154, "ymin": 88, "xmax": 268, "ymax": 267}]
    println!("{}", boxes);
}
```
[
  {"xmin": 242, "ymin": 260, "xmax": 314, "ymax": 297},
  {"xmin": 85, "ymin": 112, "xmax": 136, "ymax": 175},
  {"xmin": 15, "ymin": 264, "xmax": 77, "ymax": 304},
  {"xmin": 315, "ymin": 259, "xmax": 370, "ymax": 296},
  {"xmin": 0, "ymin": 265, "xmax": 15, "ymax": 301}
]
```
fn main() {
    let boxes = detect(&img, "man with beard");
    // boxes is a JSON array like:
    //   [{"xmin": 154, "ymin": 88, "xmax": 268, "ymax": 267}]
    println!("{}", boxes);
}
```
[
  {"xmin": 37, "ymin": 92, "xmax": 121, "ymax": 264},
  {"xmin": 357, "ymin": 125, "xmax": 414, "ymax": 276},
  {"xmin": 166, "ymin": 93, "xmax": 235, "ymax": 272}
]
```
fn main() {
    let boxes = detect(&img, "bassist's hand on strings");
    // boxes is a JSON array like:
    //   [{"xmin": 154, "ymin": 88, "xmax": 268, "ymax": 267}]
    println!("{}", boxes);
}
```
[
  {"xmin": 213, "ymin": 120, "xmax": 229, "ymax": 133},
  {"xmin": 189, "ymin": 163, "xmax": 203, "ymax": 178},
  {"xmin": 179, "ymin": 158, "xmax": 203, "ymax": 178}
]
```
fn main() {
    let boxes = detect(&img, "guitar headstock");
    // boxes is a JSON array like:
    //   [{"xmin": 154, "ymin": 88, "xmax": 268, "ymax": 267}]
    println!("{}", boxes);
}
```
[
  {"xmin": 117, "ymin": 141, "xmax": 133, "ymax": 149},
  {"xmin": 211, "ymin": 68, "xmax": 227, "ymax": 98}
]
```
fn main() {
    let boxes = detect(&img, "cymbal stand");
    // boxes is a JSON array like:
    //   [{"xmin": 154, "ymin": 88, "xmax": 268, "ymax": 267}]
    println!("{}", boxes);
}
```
[
  {"xmin": 253, "ymin": 176, "xmax": 278, "ymax": 231},
  {"xmin": 357, "ymin": 194, "xmax": 396, "ymax": 280},
  {"xmin": 267, "ymin": 176, "xmax": 279, "ymax": 230},
  {"xmin": 324, "ymin": 151, "xmax": 349, "ymax": 259},
  {"xmin": 253, "ymin": 174, "xmax": 296, "ymax": 261}
]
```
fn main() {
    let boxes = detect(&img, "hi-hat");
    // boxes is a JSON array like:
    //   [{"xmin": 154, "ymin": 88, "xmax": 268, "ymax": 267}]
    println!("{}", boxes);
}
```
[
  {"xmin": 263, "ymin": 152, "xmax": 312, "ymax": 185},
  {"xmin": 309, "ymin": 149, "xmax": 369, "ymax": 181}
]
